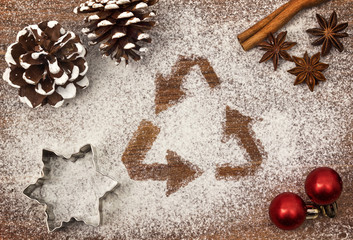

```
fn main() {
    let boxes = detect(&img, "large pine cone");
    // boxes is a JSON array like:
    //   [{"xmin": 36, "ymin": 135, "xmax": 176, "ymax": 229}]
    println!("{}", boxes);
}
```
[
  {"xmin": 3, "ymin": 21, "xmax": 89, "ymax": 108},
  {"xmin": 75, "ymin": 0, "xmax": 158, "ymax": 65}
]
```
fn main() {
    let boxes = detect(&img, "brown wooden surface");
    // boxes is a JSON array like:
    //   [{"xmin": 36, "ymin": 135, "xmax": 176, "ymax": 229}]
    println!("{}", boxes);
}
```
[
  {"xmin": 155, "ymin": 56, "xmax": 220, "ymax": 114},
  {"xmin": 121, "ymin": 120, "xmax": 203, "ymax": 196},
  {"xmin": 0, "ymin": 0, "xmax": 352, "ymax": 239},
  {"xmin": 215, "ymin": 106, "xmax": 264, "ymax": 179}
]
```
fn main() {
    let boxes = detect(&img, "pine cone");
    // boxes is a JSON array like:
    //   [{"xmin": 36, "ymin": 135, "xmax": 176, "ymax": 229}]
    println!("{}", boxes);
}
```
[
  {"xmin": 74, "ymin": 0, "xmax": 158, "ymax": 65},
  {"xmin": 3, "ymin": 21, "xmax": 89, "ymax": 108}
]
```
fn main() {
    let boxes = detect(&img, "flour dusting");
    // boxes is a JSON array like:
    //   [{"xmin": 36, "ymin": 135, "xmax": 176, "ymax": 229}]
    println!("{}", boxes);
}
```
[{"xmin": 0, "ymin": 0, "xmax": 352, "ymax": 239}]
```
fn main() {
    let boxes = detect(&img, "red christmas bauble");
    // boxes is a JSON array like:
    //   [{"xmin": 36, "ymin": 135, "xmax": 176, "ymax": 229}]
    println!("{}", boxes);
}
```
[
  {"xmin": 269, "ymin": 192, "xmax": 306, "ymax": 230},
  {"xmin": 305, "ymin": 167, "xmax": 343, "ymax": 205}
]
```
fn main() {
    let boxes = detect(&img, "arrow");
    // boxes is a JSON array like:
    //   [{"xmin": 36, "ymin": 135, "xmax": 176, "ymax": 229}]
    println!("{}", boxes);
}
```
[
  {"xmin": 216, "ymin": 106, "xmax": 264, "ymax": 179},
  {"xmin": 122, "ymin": 120, "xmax": 203, "ymax": 196},
  {"xmin": 155, "ymin": 55, "xmax": 221, "ymax": 114}
]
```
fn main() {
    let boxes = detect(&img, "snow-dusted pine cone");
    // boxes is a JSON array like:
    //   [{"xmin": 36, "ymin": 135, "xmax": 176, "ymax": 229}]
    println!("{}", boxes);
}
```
[
  {"xmin": 74, "ymin": 0, "xmax": 158, "ymax": 65},
  {"xmin": 3, "ymin": 21, "xmax": 89, "ymax": 108}
]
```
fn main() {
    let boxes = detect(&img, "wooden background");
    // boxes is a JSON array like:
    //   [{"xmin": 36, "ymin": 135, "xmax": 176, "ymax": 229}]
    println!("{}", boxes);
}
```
[{"xmin": 0, "ymin": 0, "xmax": 352, "ymax": 239}]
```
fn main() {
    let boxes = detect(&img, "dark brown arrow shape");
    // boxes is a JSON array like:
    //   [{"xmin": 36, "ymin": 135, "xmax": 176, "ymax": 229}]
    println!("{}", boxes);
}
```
[
  {"xmin": 155, "ymin": 55, "xmax": 221, "ymax": 114},
  {"xmin": 122, "ymin": 120, "xmax": 203, "ymax": 196},
  {"xmin": 216, "ymin": 106, "xmax": 265, "ymax": 180}
]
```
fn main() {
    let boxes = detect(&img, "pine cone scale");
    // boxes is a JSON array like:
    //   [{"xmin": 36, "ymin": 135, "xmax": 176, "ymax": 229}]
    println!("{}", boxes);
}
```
[
  {"xmin": 111, "ymin": 27, "xmax": 127, "ymax": 39},
  {"xmin": 89, "ymin": 11, "xmax": 112, "ymax": 21},
  {"xmin": 69, "ymin": 67, "xmax": 80, "ymax": 81},
  {"xmin": 46, "ymin": 91, "xmax": 64, "ymax": 107},
  {"xmin": 94, "ymin": 25, "xmax": 113, "ymax": 37},
  {"xmin": 76, "ymin": 76, "xmax": 89, "ymax": 88},
  {"xmin": 26, "ymin": 25, "xmax": 45, "ymax": 43},
  {"xmin": 3, "ymin": 68, "xmax": 26, "ymax": 88},
  {"xmin": 97, "ymin": 19, "xmax": 115, "ymax": 27},
  {"xmin": 133, "ymin": 21, "xmax": 155, "ymax": 30},
  {"xmin": 126, "ymin": 49, "xmax": 140, "ymax": 61},
  {"xmin": 50, "ymin": 70, "xmax": 69, "ymax": 86},
  {"xmin": 16, "ymin": 31, "xmax": 36, "ymax": 50},
  {"xmin": 74, "ymin": 59, "xmax": 89, "ymax": 77},
  {"xmin": 104, "ymin": 3, "xmax": 120, "ymax": 10},
  {"xmin": 20, "ymin": 52, "xmax": 45, "ymax": 68},
  {"xmin": 40, "ymin": 22, "xmax": 63, "ymax": 42},
  {"xmin": 101, "ymin": 39, "xmax": 118, "ymax": 55},
  {"xmin": 52, "ymin": 32, "xmax": 75, "ymax": 52},
  {"xmin": 114, "ymin": 11, "xmax": 134, "ymax": 19},
  {"xmin": 6, "ymin": 43, "xmax": 27, "ymax": 66},
  {"xmin": 36, "ymin": 79, "xmax": 55, "ymax": 96},
  {"xmin": 23, "ymin": 65, "xmax": 44, "ymax": 85},
  {"xmin": 19, "ymin": 85, "xmax": 47, "ymax": 108},
  {"xmin": 56, "ymin": 83, "xmax": 77, "ymax": 99},
  {"xmin": 147, "ymin": 0, "xmax": 158, "ymax": 5}
]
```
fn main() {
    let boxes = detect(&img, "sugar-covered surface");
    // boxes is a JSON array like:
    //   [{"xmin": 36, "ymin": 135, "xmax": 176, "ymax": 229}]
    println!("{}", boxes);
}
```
[{"xmin": 0, "ymin": 0, "xmax": 352, "ymax": 239}]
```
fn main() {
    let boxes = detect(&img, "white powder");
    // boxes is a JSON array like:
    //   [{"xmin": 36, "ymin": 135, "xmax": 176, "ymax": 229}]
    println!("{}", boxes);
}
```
[{"xmin": 0, "ymin": 0, "xmax": 352, "ymax": 239}]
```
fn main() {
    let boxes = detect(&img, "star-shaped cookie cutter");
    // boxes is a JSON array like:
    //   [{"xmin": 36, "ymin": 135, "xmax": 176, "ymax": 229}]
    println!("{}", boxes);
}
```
[{"xmin": 23, "ymin": 144, "xmax": 119, "ymax": 232}]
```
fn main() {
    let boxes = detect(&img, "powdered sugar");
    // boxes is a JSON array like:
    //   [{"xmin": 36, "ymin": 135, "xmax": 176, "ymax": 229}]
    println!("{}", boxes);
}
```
[{"xmin": 0, "ymin": 0, "xmax": 352, "ymax": 239}]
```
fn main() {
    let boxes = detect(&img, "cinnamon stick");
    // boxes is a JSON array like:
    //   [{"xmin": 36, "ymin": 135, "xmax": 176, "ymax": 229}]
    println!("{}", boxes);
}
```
[
  {"xmin": 237, "ymin": 2, "xmax": 290, "ymax": 44},
  {"xmin": 238, "ymin": 0, "xmax": 330, "ymax": 51}
]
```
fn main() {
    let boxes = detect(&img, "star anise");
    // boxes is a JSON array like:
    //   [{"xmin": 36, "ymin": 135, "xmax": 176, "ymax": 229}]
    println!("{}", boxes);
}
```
[
  {"xmin": 307, "ymin": 11, "xmax": 348, "ymax": 56},
  {"xmin": 288, "ymin": 52, "xmax": 329, "ymax": 92},
  {"xmin": 258, "ymin": 31, "xmax": 296, "ymax": 71}
]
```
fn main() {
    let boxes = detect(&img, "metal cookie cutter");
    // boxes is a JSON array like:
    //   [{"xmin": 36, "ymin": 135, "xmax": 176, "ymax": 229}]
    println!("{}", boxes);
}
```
[{"xmin": 23, "ymin": 144, "xmax": 119, "ymax": 232}]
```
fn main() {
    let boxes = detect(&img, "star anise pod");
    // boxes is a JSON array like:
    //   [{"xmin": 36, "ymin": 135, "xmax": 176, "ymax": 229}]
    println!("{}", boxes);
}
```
[
  {"xmin": 288, "ymin": 52, "xmax": 329, "ymax": 92},
  {"xmin": 258, "ymin": 31, "xmax": 296, "ymax": 71},
  {"xmin": 307, "ymin": 11, "xmax": 348, "ymax": 56}
]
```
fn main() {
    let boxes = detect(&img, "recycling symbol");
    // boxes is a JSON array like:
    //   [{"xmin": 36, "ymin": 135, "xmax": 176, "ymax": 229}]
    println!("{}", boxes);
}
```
[{"xmin": 122, "ymin": 56, "xmax": 265, "ymax": 196}]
